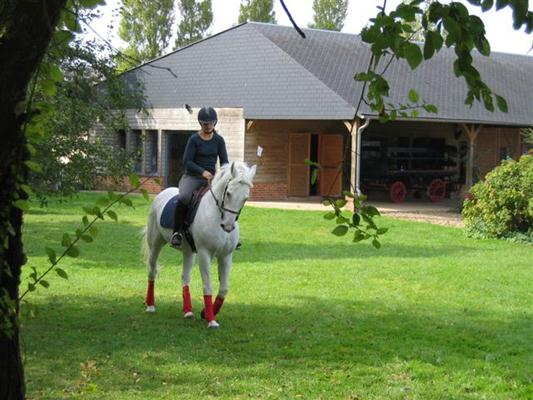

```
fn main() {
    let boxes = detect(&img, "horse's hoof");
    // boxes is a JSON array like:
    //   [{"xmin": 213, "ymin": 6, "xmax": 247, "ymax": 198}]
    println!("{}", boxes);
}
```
[
  {"xmin": 207, "ymin": 320, "xmax": 220, "ymax": 329},
  {"xmin": 145, "ymin": 305, "xmax": 156, "ymax": 313},
  {"xmin": 184, "ymin": 311, "xmax": 194, "ymax": 320}
]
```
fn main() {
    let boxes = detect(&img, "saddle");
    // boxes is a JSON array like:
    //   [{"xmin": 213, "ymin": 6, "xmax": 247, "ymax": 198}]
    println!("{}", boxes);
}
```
[{"xmin": 160, "ymin": 185, "xmax": 210, "ymax": 253}]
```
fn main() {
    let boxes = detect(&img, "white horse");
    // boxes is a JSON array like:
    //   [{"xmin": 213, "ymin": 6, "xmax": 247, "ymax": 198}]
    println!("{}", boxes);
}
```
[{"xmin": 142, "ymin": 161, "xmax": 256, "ymax": 329}]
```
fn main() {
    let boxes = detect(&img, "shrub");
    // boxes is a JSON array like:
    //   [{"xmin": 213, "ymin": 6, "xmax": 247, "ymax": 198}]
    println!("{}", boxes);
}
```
[{"xmin": 462, "ymin": 155, "xmax": 533, "ymax": 241}]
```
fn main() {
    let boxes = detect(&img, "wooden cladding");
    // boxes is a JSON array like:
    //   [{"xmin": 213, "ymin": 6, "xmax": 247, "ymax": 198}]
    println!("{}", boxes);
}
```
[
  {"xmin": 318, "ymin": 134, "xmax": 343, "ymax": 197},
  {"xmin": 288, "ymin": 133, "xmax": 311, "ymax": 196}
]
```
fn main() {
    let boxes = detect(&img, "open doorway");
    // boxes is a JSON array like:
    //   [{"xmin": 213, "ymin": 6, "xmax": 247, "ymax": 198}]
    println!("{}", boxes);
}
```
[{"xmin": 166, "ymin": 131, "xmax": 194, "ymax": 188}]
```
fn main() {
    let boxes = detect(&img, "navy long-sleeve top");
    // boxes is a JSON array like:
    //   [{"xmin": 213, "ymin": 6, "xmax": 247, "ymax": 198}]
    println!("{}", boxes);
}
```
[{"xmin": 183, "ymin": 132, "xmax": 229, "ymax": 176}]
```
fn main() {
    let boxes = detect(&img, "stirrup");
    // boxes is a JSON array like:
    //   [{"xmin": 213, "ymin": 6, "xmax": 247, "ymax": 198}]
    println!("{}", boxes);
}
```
[{"xmin": 170, "ymin": 232, "xmax": 183, "ymax": 247}]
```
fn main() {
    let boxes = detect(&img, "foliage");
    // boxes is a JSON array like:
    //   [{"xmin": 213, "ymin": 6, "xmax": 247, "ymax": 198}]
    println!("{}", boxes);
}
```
[
  {"xmin": 463, "ymin": 155, "xmax": 533, "ymax": 241},
  {"xmin": 29, "ymin": 40, "xmax": 144, "ymax": 204},
  {"xmin": 308, "ymin": 0, "xmax": 348, "ymax": 31},
  {"xmin": 175, "ymin": 0, "xmax": 213, "ymax": 49},
  {"xmin": 238, "ymin": 0, "xmax": 277, "ymax": 24},
  {"xmin": 323, "ymin": 193, "xmax": 387, "ymax": 248},
  {"xmin": 355, "ymin": 0, "xmax": 532, "ymax": 120},
  {"xmin": 520, "ymin": 126, "xmax": 533, "ymax": 150},
  {"xmin": 117, "ymin": 0, "xmax": 175, "ymax": 71},
  {"xmin": 20, "ymin": 175, "xmax": 150, "ymax": 304},
  {"xmin": 21, "ymin": 195, "xmax": 533, "ymax": 398}
]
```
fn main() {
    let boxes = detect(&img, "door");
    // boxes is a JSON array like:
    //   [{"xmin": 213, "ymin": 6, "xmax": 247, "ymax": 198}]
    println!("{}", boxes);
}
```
[
  {"xmin": 318, "ymin": 134, "xmax": 343, "ymax": 197},
  {"xmin": 288, "ymin": 133, "xmax": 311, "ymax": 196}
]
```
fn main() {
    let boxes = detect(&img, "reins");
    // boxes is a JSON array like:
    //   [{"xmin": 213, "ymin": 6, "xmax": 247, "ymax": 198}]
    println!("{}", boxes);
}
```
[{"xmin": 209, "ymin": 180, "xmax": 243, "ymax": 220}]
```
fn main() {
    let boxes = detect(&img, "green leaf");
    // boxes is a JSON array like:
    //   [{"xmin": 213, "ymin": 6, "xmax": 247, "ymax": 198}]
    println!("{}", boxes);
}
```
[
  {"xmin": 47, "ymin": 64, "xmax": 63, "ymax": 82},
  {"xmin": 19, "ymin": 184, "xmax": 34, "ymax": 195},
  {"xmin": 45, "ymin": 247, "xmax": 57, "ymax": 264},
  {"xmin": 403, "ymin": 43, "xmax": 423, "ymax": 69},
  {"xmin": 120, "ymin": 197, "xmax": 133, "ymax": 207},
  {"xmin": 129, "ymin": 173, "xmax": 140, "ymax": 188},
  {"xmin": 140, "ymin": 188, "xmax": 149, "ymax": 201},
  {"xmin": 61, "ymin": 233, "xmax": 72, "ymax": 247},
  {"xmin": 83, "ymin": 206, "xmax": 95, "ymax": 215},
  {"xmin": 423, "ymin": 103, "xmax": 439, "ymax": 113},
  {"xmin": 25, "ymin": 160, "xmax": 42, "ymax": 173},
  {"xmin": 342, "ymin": 191, "xmax": 354, "ymax": 198},
  {"xmin": 28, "ymin": 283, "xmax": 36, "ymax": 292},
  {"xmin": 323, "ymin": 212, "xmax": 336, "ymax": 220},
  {"xmin": 107, "ymin": 210, "xmax": 118, "ymax": 222},
  {"xmin": 424, "ymin": 32, "xmax": 435, "ymax": 59},
  {"xmin": 352, "ymin": 213, "xmax": 361, "ymax": 226},
  {"xmin": 353, "ymin": 231, "xmax": 365, "ymax": 242},
  {"xmin": 481, "ymin": 0, "xmax": 493, "ymax": 11},
  {"xmin": 408, "ymin": 89, "xmax": 419, "ymax": 103},
  {"xmin": 377, "ymin": 228, "xmax": 389, "ymax": 235},
  {"xmin": 332, "ymin": 225, "xmax": 349, "ymax": 236},
  {"xmin": 13, "ymin": 200, "xmax": 29, "ymax": 211},
  {"xmin": 41, "ymin": 78, "xmax": 57, "ymax": 97},
  {"xmin": 39, "ymin": 280, "xmax": 50, "ymax": 288},
  {"xmin": 82, "ymin": 216, "xmax": 89, "ymax": 226},
  {"xmin": 362, "ymin": 205, "xmax": 381, "ymax": 217},
  {"xmin": 89, "ymin": 226, "xmax": 98, "ymax": 237},
  {"xmin": 495, "ymin": 94, "xmax": 508, "ymax": 113},
  {"xmin": 66, "ymin": 246, "xmax": 79, "ymax": 258},
  {"xmin": 55, "ymin": 268, "xmax": 68, "ymax": 279},
  {"xmin": 80, "ymin": 234, "xmax": 93, "ymax": 243},
  {"xmin": 310, "ymin": 168, "xmax": 318, "ymax": 185},
  {"xmin": 335, "ymin": 199, "xmax": 347, "ymax": 208},
  {"xmin": 372, "ymin": 239, "xmax": 382, "ymax": 249}
]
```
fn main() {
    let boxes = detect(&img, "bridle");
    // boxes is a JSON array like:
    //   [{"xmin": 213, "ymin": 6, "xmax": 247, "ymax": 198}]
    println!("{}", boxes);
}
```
[{"xmin": 209, "ymin": 180, "xmax": 244, "ymax": 221}]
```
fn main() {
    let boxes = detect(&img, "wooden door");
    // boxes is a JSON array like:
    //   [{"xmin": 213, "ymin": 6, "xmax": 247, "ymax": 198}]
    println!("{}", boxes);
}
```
[
  {"xmin": 288, "ymin": 133, "xmax": 311, "ymax": 196},
  {"xmin": 319, "ymin": 134, "xmax": 343, "ymax": 196}
]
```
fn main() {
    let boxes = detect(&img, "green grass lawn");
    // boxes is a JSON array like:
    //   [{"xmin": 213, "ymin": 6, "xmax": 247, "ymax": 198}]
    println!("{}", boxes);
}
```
[{"xmin": 21, "ymin": 192, "xmax": 532, "ymax": 399}]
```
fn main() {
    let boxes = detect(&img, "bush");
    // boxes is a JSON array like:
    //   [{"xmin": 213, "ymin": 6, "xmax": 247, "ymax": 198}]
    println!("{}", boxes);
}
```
[{"xmin": 462, "ymin": 155, "xmax": 533, "ymax": 241}]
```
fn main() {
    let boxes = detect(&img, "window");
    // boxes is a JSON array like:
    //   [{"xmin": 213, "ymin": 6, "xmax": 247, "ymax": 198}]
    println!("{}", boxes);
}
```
[
  {"xmin": 116, "ymin": 130, "xmax": 126, "ymax": 150},
  {"xmin": 147, "ymin": 131, "xmax": 158, "ymax": 174},
  {"xmin": 131, "ymin": 130, "xmax": 143, "ymax": 173}
]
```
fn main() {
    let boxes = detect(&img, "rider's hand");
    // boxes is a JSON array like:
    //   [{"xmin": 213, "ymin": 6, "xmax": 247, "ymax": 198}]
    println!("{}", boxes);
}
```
[{"xmin": 202, "ymin": 170, "xmax": 213, "ymax": 181}]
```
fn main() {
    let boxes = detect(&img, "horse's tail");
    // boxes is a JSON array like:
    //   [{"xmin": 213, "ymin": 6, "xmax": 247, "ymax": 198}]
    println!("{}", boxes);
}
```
[{"xmin": 141, "ymin": 205, "xmax": 161, "ymax": 280}]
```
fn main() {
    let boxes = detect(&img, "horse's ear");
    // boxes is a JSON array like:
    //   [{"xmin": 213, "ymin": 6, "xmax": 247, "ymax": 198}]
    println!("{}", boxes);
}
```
[{"xmin": 248, "ymin": 165, "xmax": 257, "ymax": 181}]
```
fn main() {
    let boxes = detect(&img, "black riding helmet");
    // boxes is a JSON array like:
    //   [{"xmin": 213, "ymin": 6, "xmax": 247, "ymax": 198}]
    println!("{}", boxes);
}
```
[{"xmin": 198, "ymin": 107, "xmax": 218, "ymax": 124}]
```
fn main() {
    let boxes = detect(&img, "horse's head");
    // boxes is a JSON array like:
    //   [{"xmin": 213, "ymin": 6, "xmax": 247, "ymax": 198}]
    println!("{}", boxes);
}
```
[{"xmin": 215, "ymin": 161, "xmax": 256, "ymax": 233}]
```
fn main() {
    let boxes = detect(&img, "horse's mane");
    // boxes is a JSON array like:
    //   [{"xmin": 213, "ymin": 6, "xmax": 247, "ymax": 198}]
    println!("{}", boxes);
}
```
[{"xmin": 213, "ymin": 161, "xmax": 253, "ymax": 187}]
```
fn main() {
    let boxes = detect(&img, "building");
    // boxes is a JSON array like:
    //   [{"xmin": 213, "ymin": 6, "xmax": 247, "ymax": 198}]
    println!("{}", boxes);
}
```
[{"xmin": 94, "ymin": 22, "xmax": 533, "ymax": 201}]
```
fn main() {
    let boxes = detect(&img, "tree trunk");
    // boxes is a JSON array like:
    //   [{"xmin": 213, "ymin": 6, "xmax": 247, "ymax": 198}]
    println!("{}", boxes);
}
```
[{"xmin": 0, "ymin": 1, "xmax": 66, "ymax": 398}]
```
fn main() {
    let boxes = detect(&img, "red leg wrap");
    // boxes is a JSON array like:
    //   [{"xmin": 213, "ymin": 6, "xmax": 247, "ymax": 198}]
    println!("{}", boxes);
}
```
[
  {"xmin": 213, "ymin": 296, "xmax": 224, "ymax": 315},
  {"xmin": 146, "ymin": 280, "xmax": 155, "ymax": 306},
  {"xmin": 182, "ymin": 285, "xmax": 192, "ymax": 313},
  {"xmin": 203, "ymin": 295, "xmax": 215, "ymax": 322}
]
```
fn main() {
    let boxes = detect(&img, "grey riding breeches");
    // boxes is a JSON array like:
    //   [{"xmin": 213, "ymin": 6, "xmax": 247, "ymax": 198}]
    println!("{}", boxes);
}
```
[{"xmin": 178, "ymin": 174, "xmax": 208, "ymax": 205}]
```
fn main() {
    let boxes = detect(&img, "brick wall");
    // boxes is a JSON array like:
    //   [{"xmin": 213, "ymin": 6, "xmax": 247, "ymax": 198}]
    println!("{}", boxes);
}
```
[
  {"xmin": 250, "ymin": 182, "xmax": 288, "ymax": 200},
  {"xmin": 94, "ymin": 176, "xmax": 163, "ymax": 194}
]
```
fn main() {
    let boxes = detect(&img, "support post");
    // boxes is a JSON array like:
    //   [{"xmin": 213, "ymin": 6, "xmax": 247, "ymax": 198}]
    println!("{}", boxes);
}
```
[{"xmin": 462, "ymin": 124, "xmax": 481, "ymax": 191}]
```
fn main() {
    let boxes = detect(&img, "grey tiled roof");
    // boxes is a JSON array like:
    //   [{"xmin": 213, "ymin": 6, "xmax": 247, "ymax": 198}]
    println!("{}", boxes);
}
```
[{"xmin": 122, "ymin": 22, "xmax": 533, "ymax": 125}]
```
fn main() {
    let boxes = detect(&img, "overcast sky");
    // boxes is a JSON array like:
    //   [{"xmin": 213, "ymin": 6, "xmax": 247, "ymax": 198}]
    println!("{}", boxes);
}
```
[{"xmin": 89, "ymin": 0, "xmax": 532, "ymax": 56}]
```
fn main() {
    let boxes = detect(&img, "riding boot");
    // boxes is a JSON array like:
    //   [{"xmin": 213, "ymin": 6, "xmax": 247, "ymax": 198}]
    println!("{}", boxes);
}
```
[{"xmin": 170, "ymin": 200, "xmax": 188, "ymax": 247}]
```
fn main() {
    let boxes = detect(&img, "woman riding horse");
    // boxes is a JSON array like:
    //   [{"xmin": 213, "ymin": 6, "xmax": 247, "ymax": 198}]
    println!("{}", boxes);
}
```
[{"xmin": 170, "ymin": 106, "xmax": 228, "ymax": 247}]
